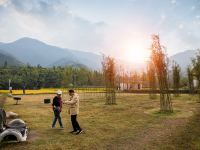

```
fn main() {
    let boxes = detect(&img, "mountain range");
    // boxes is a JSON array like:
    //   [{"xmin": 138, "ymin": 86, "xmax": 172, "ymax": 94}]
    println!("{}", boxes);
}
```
[
  {"xmin": 0, "ymin": 37, "xmax": 198, "ymax": 72},
  {"xmin": 170, "ymin": 50, "xmax": 197, "ymax": 69},
  {"xmin": 0, "ymin": 49, "xmax": 22, "ymax": 66},
  {"xmin": 0, "ymin": 38, "xmax": 102, "ymax": 70}
]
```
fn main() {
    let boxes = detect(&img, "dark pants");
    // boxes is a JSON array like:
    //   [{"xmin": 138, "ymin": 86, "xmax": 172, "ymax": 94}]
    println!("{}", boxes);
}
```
[
  {"xmin": 71, "ymin": 115, "xmax": 81, "ymax": 131},
  {"xmin": 52, "ymin": 107, "xmax": 63, "ymax": 127}
]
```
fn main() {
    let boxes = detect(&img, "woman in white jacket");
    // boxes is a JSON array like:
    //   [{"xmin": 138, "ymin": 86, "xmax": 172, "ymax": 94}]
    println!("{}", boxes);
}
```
[{"xmin": 64, "ymin": 89, "xmax": 82, "ymax": 135}]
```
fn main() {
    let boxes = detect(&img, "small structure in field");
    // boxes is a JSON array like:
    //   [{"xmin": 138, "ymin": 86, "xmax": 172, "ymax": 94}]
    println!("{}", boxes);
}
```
[
  {"xmin": 131, "ymin": 82, "xmax": 143, "ymax": 90},
  {"xmin": 119, "ymin": 82, "xmax": 143, "ymax": 90},
  {"xmin": 13, "ymin": 97, "xmax": 21, "ymax": 105},
  {"xmin": 44, "ymin": 99, "xmax": 51, "ymax": 104},
  {"xmin": 193, "ymin": 79, "xmax": 199, "ymax": 88}
]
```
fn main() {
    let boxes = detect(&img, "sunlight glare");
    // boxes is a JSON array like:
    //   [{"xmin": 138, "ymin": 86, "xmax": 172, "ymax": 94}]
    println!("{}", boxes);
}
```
[{"xmin": 123, "ymin": 40, "xmax": 151, "ymax": 63}]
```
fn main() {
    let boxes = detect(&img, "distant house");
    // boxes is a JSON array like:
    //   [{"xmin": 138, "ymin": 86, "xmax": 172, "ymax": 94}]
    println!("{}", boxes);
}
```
[
  {"xmin": 118, "ymin": 81, "xmax": 144, "ymax": 90},
  {"xmin": 119, "ymin": 83, "xmax": 130, "ymax": 90},
  {"xmin": 193, "ymin": 79, "xmax": 199, "ymax": 88}
]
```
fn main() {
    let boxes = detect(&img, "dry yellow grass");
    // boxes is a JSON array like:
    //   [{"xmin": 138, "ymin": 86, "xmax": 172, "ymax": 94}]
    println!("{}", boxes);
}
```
[
  {"xmin": 0, "ymin": 88, "xmax": 105, "ymax": 95},
  {"xmin": 1, "ymin": 93, "xmax": 200, "ymax": 150}
]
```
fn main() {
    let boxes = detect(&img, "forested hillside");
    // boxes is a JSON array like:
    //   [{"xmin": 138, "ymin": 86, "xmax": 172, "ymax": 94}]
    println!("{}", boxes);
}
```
[{"xmin": 0, "ymin": 65, "xmax": 104, "ymax": 90}]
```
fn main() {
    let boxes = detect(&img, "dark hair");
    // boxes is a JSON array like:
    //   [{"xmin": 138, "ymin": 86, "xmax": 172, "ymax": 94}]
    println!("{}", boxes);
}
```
[{"xmin": 69, "ymin": 89, "xmax": 75, "ymax": 93}]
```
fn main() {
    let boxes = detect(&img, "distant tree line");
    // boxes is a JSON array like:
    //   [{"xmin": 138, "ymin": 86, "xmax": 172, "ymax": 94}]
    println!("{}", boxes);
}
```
[{"xmin": 0, "ymin": 65, "xmax": 104, "ymax": 90}]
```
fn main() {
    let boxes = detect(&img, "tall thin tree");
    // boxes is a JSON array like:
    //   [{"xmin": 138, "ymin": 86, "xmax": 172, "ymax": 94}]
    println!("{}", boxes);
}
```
[
  {"xmin": 172, "ymin": 61, "xmax": 181, "ymax": 97},
  {"xmin": 192, "ymin": 49, "xmax": 200, "ymax": 101},
  {"xmin": 102, "ymin": 55, "xmax": 116, "ymax": 105},
  {"xmin": 187, "ymin": 66, "xmax": 194, "ymax": 94},
  {"xmin": 151, "ymin": 35, "xmax": 173, "ymax": 112}
]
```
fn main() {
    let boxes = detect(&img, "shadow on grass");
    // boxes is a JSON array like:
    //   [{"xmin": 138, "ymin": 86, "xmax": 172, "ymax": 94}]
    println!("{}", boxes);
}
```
[
  {"xmin": 145, "ymin": 108, "xmax": 179, "ymax": 118},
  {"xmin": 0, "ymin": 141, "xmax": 28, "ymax": 149},
  {"xmin": 152, "ymin": 110, "xmax": 179, "ymax": 117}
]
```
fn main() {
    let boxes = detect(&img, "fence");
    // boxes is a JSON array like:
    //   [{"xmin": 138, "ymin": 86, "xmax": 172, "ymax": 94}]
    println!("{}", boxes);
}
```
[{"xmin": 0, "ymin": 88, "xmax": 199, "ymax": 95}]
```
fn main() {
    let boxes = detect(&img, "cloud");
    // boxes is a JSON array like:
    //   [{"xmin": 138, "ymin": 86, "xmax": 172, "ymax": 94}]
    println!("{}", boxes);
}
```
[
  {"xmin": 0, "ymin": 0, "xmax": 106, "ymax": 52},
  {"xmin": 0, "ymin": 0, "xmax": 200, "ymax": 60},
  {"xmin": 0, "ymin": 0, "xmax": 8, "ymax": 5},
  {"xmin": 2, "ymin": 0, "xmax": 65, "ymax": 14},
  {"xmin": 170, "ymin": 0, "xmax": 177, "ymax": 5},
  {"xmin": 178, "ymin": 23, "xmax": 184, "ymax": 29},
  {"xmin": 196, "ymin": 15, "xmax": 200, "ymax": 19},
  {"xmin": 191, "ymin": 6, "xmax": 196, "ymax": 10}
]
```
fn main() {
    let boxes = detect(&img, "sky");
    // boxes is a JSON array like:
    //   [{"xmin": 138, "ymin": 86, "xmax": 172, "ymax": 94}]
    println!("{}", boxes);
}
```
[{"xmin": 0, "ymin": 0, "xmax": 200, "ymax": 63}]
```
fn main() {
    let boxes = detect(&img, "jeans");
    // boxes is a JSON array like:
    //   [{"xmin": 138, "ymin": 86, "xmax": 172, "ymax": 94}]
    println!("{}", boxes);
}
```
[
  {"xmin": 71, "ymin": 115, "xmax": 81, "ymax": 131},
  {"xmin": 52, "ymin": 107, "xmax": 63, "ymax": 128}
]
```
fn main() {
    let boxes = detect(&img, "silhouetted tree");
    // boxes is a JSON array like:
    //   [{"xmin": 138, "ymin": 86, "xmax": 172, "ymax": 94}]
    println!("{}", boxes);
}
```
[
  {"xmin": 3, "ymin": 61, "xmax": 7, "ymax": 68},
  {"xmin": 172, "ymin": 62, "xmax": 181, "ymax": 97},
  {"xmin": 192, "ymin": 49, "xmax": 200, "ymax": 101},
  {"xmin": 187, "ymin": 66, "xmax": 194, "ymax": 93}
]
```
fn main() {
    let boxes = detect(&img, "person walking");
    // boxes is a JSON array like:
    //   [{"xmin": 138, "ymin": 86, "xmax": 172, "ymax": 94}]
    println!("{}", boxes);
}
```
[
  {"xmin": 64, "ymin": 89, "xmax": 82, "ymax": 135},
  {"xmin": 52, "ymin": 90, "xmax": 63, "ymax": 129}
]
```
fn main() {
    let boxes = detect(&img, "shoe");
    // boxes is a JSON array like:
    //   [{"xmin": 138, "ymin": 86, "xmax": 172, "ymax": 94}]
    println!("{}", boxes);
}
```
[
  {"xmin": 52, "ymin": 126, "xmax": 55, "ymax": 129},
  {"xmin": 69, "ymin": 130, "xmax": 77, "ymax": 133},
  {"xmin": 76, "ymin": 130, "xmax": 83, "ymax": 135},
  {"xmin": 60, "ymin": 127, "xmax": 64, "ymax": 129}
]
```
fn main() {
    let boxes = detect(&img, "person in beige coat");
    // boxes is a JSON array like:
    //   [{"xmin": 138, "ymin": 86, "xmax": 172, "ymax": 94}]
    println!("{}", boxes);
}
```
[{"xmin": 64, "ymin": 89, "xmax": 82, "ymax": 135}]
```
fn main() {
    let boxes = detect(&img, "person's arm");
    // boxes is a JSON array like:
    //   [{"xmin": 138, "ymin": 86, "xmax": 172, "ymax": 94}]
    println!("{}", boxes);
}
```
[
  {"xmin": 60, "ymin": 99, "xmax": 63, "ymax": 112},
  {"xmin": 52, "ymin": 97, "xmax": 55, "ymax": 109},
  {"xmin": 65, "ymin": 97, "xmax": 78, "ymax": 105}
]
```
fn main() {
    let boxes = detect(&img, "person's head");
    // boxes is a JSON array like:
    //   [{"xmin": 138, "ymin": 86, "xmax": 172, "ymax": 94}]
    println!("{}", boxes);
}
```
[
  {"xmin": 56, "ymin": 90, "xmax": 62, "ymax": 98},
  {"xmin": 68, "ymin": 89, "xmax": 75, "ymax": 96}
]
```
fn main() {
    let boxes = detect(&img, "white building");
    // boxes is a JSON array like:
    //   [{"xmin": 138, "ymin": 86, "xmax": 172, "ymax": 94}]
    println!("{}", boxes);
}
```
[
  {"xmin": 119, "ymin": 82, "xmax": 143, "ymax": 90},
  {"xmin": 193, "ymin": 79, "xmax": 199, "ymax": 88}
]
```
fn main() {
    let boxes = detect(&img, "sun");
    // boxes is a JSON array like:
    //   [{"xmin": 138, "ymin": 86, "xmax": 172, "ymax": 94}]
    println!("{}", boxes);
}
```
[{"xmin": 123, "ymin": 42, "xmax": 151, "ymax": 63}]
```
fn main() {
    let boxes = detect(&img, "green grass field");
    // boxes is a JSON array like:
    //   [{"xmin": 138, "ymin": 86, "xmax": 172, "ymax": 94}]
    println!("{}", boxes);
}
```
[{"xmin": 1, "ymin": 93, "xmax": 200, "ymax": 150}]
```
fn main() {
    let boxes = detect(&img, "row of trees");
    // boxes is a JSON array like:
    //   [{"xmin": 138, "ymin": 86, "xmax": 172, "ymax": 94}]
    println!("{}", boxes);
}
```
[
  {"xmin": 0, "ymin": 65, "xmax": 104, "ymax": 89},
  {"xmin": 102, "ymin": 35, "xmax": 200, "ymax": 112},
  {"xmin": 1, "ymin": 55, "xmax": 195, "ymax": 93},
  {"xmin": 148, "ymin": 36, "xmax": 200, "ymax": 111},
  {"xmin": 1, "ymin": 36, "xmax": 200, "ymax": 111}
]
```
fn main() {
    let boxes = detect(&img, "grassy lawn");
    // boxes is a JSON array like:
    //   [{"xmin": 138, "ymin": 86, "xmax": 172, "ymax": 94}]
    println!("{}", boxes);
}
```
[{"xmin": 1, "ymin": 93, "xmax": 200, "ymax": 150}]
